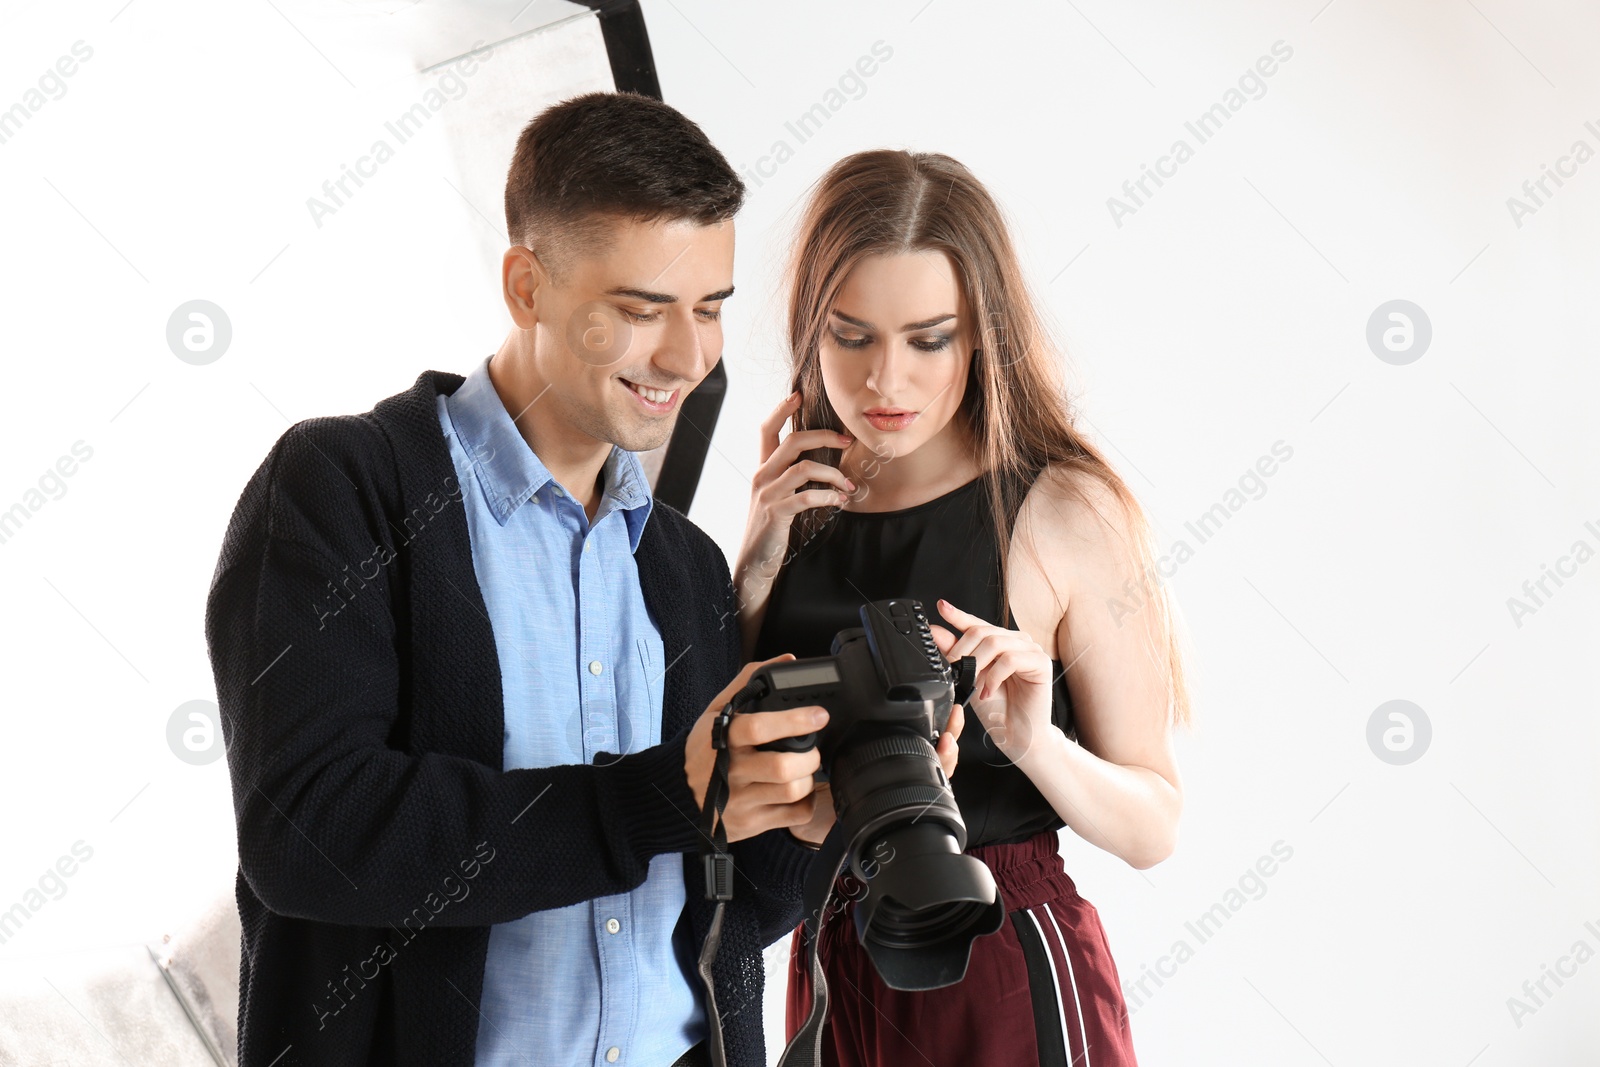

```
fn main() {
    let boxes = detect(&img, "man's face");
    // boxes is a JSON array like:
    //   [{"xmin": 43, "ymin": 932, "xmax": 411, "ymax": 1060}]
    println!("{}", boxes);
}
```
[{"xmin": 522, "ymin": 215, "xmax": 735, "ymax": 454}]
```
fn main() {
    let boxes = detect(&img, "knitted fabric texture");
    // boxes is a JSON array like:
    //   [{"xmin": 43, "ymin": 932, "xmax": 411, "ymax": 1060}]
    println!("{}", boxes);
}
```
[{"xmin": 205, "ymin": 369, "xmax": 816, "ymax": 1066}]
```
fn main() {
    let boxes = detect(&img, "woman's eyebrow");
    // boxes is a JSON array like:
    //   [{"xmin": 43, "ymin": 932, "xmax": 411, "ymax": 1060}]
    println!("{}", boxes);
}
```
[{"xmin": 831, "ymin": 308, "xmax": 956, "ymax": 331}]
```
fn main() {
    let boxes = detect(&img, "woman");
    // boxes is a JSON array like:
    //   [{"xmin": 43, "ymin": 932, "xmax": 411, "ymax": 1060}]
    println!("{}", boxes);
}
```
[{"xmin": 734, "ymin": 150, "xmax": 1193, "ymax": 1067}]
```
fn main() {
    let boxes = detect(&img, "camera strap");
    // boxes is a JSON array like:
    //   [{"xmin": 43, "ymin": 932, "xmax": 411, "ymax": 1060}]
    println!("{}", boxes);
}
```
[
  {"xmin": 695, "ymin": 679, "xmax": 768, "ymax": 1067},
  {"xmin": 695, "ymin": 679, "xmax": 851, "ymax": 1067},
  {"xmin": 773, "ymin": 819, "xmax": 853, "ymax": 1067}
]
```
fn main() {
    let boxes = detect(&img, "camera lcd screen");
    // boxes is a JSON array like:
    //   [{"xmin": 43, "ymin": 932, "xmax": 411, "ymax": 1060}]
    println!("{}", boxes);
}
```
[{"xmin": 773, "ymin": 662, "xmax": 839, "ymax": 689}]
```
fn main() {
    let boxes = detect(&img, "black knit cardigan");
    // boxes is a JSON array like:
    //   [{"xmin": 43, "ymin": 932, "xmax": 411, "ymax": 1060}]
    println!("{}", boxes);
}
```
[{"xmin": 204, "ymin": 369, "xmax": 816, "ymax": 1066}]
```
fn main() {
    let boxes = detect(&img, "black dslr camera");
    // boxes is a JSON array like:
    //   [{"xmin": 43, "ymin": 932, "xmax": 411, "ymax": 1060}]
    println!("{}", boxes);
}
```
[{"xmin": 750, "ymin": 599, "xmax": 1005, "ymax": 991}]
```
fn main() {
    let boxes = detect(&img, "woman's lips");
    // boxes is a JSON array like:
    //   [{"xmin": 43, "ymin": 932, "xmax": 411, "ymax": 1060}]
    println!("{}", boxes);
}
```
[{"xmin": 863, "ymin": 411, "xmax": 916, "ymax": 431}]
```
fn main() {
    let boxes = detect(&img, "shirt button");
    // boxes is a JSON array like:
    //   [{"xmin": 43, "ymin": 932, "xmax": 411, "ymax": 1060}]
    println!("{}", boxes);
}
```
[
  {"xmin": 605, "ymin": 1048, "xmax": 620, "ymax": 1062},
  {"xmin": 589, "ymin": 661, "xmax": 603, "ymax": 675},
  {"xmin": 605, "ymin": 917, "xmax": 620, "ymax": 934},
  {"xmin": 530, "ymin": 492, "xmax": 539, "ymax": 504},
  {"xmin": 584, "ymin": 539, "xmax": 592, "ymax": 552}
]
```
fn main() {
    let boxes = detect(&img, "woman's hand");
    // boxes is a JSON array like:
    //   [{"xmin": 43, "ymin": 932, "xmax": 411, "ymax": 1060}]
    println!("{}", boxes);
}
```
[
  {"xmin": 931, "ymin": 599, "xmax": 1055, "ymax": 767},
  {"xmin": 789, "ymin": 696, "xmax": 965, "ymax": 847},
  {"xmin": 733, "ymin": 391, "xmax": 856, "ymax": 656}
]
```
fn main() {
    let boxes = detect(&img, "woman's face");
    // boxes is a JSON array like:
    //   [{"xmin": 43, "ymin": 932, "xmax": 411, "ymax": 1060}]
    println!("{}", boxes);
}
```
[{"xmin": 818, "ymin": 250, "xmax": 973, "ymax": 460}]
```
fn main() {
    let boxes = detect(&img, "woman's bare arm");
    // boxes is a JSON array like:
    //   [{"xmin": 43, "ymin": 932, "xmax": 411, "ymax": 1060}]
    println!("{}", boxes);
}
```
[{"xmin": 1008, "ymin": 468, "xmax": 1184, "ymax": 870}]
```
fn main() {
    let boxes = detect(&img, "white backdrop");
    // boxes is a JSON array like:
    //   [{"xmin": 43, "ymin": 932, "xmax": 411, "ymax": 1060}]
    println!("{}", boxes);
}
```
[{"xmin": 1, "ymin": 1, "xmax": 1597, "ymax": 1064}]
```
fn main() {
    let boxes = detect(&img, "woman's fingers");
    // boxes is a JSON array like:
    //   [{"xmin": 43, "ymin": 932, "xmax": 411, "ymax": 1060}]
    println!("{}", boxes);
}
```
[
  {"xmin": 776, "ymin": 459, "xmax": 855, "ymax": 496},
  {"xmin": 934, "ymin": 598, "xmax": 1051, "ymax": 700},
  {"xmin": 936, "ymin": 598, "xmax": 983, "ymax": 629},
  {"xmin": 768, "ymin": 488, "xmax": 847, "ymax": 520},
  {"xmin": 978, "ymin": 650, "xmax": 1022, "ymax": 701},
  {"xmin": 938, "ymin": 599, "xmax": 1046, "ymax": 665},
  {"xmin": 752, "ymin": 462, "xmax": 854, "ymax": 525},
  {"xmin": 953, "ymin": 628, "xmax": 1028, "ymax": 677},
  {"xmin": 933, "ymin": 702, "xmax": 964, "ymax": 779},
  {"xmin": 757, "ymin": 391, "xmax": 802, "ymax": 465},
  {"xmin": 946, "ymin": 699, "xmax": 965, "ymax": 742},
  {"xmin": 933, "ymin": 614, "xmax": 1029, "ymax": 706},
  {"xmin": 772, "ymin": 426, "xmax": 854, "ymax": 472},
  {"xmin": 756, "ymin": 391, "xmax": 848, "ymax": 479},
  {"xmin": 936, "ymin": 733, "xmax": 956, "ymax": 778},
  {"xmin": 977, "ymin": 649, "xmax": 1053, "ymax": 701},
  {"xmin": 937, "ymin": 599, "xmax": 1003, "ymax": 661},
  {"xmin": 751, "ymin": 394, "xmax": 853, "ymax": 562},
  {"xmin": 755, "ymin": 431, "xmax": 853, "ymax": 502}
]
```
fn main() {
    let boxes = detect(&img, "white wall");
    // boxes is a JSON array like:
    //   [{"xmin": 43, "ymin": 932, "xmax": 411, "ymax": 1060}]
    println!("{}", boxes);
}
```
[{"xmin": 1, "ymin": 1, "xmax": 1596, "ymax": 1064}]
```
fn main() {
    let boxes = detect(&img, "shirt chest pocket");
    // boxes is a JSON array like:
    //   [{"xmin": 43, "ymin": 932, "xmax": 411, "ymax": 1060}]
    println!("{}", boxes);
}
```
[{"xmin": 633, "ymin": 634, "xmax": 665, "ymax": 750}]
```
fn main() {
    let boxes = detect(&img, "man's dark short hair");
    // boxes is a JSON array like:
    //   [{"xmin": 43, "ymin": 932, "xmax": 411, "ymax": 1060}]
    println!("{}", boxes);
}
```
[{"xmin": 504, "ymin": 91, "xmax": 745, "ymax": 283}]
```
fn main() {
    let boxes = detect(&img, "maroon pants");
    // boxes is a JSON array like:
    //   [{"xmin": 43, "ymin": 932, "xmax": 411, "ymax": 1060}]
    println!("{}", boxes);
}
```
[{"xmin": 785, "ymin": 829, "xmax": 1140, "ymax": 1067}]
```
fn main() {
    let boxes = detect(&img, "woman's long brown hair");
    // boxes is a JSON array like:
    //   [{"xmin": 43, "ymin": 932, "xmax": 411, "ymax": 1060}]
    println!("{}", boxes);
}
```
[{"xmin": 781, "ymin": 149, "xmax": 1193, "ymax": 728}]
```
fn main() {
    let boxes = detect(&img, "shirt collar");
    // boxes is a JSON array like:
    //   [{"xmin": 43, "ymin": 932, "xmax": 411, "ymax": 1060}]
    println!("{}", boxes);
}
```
[{"xmin": 444, "ymin": 355, "xmax": 654, "ymax": 550}]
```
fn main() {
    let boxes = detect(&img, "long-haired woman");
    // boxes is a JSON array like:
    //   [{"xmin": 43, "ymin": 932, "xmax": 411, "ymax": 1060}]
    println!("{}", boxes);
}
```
[{"xmin": 734, "ymin": 149, "xmax": 1192, "ymax": 1066}]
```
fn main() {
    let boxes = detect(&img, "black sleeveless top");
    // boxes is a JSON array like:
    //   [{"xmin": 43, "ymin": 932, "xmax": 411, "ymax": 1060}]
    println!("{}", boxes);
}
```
[{"xmin": 752, "ymin": 473, "xmax": 1074, "ymax": 848}]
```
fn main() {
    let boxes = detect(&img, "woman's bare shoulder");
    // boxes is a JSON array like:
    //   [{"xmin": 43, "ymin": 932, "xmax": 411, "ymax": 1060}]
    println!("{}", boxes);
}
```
[
  {"xmin": 1007, "ymin": 464, "xmax": 1144, "ymax": 648},
  {"xmin": 1016, "ymin": 463, "xmax": 1138, "ymax": 559}
]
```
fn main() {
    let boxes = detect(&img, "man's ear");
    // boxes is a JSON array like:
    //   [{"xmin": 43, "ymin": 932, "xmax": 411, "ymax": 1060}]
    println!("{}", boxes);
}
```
[{"xmin": 502, "ymin": 245, "xmax": 551, "ymax": 330}]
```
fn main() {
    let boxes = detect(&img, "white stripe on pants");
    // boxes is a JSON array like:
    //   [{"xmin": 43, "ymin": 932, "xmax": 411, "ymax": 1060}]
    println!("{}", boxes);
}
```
[{"xmin": 1025, "ymin": 904, "xmax": 1093, "ymax": 1067}]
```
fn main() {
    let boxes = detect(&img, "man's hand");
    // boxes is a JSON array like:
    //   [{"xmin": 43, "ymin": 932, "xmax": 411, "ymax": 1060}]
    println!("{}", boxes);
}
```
[{"xmin": 685, "ymin": 655, "xmax": 829, "ymax": 844}]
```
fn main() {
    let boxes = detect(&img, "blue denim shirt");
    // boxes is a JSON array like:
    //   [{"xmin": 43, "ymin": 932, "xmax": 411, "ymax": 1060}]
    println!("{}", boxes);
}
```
[{"xmin": 437, "ymin": 354, "xmax": 706, "ymax": 1067}]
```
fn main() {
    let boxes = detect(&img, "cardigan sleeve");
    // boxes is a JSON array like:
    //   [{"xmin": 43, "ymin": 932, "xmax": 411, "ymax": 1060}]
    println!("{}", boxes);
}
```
[
  {"xmin": 731, "ymin": 827, "xmax": 821, "ymax": 947},
  {"xmin": 205, "ymin": 420, "xmax": 705, "ymax": 929}
]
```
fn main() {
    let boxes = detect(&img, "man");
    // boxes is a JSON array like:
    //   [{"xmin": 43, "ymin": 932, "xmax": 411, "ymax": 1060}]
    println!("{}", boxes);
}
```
[{"xmin": 204, "ymin": 91, "xmax": 828, "ymax": 1067}]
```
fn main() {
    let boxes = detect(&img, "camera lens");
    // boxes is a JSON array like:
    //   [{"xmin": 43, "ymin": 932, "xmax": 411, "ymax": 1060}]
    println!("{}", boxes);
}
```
[{"xmin": 827, "ymin": 736, "xmax": 1005, "ymax": 991}]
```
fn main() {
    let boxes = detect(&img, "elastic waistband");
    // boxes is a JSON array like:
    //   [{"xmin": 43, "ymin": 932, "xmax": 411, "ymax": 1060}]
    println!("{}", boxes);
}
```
[
  {"xmin": 964, "ymin": 828, "xmax": 1064, "ymax": 871},
  {"xmin": 832, "ymin": 829, "xmax": 1079, "ymax": 915},
  {"xmin": 964, "ymin": 829, "xmax": 1080, "ymax": 912}
]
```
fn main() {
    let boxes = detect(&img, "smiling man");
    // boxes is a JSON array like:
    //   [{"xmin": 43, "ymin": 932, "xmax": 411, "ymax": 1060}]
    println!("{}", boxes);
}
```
[{"xmin": 205, "ymin": 92, "xmax": 825, "ymax": 1067}]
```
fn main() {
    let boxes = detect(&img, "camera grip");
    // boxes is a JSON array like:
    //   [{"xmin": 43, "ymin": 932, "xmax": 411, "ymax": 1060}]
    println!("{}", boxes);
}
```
[{"xmin": 755, "ymin": 731, "xmax": 817, "ymax": 753}]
